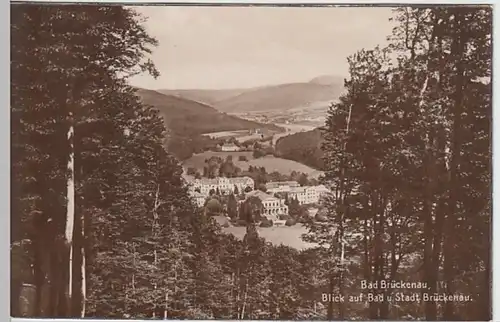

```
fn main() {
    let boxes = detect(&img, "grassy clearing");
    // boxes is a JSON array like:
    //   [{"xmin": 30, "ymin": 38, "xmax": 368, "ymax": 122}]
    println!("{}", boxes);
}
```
[
  {"xmin": 182, "ymin": 151, "xmax": 255, "ymax": 169},
  {"xmin": 233, "ymin": 156, "xmax": 324, "ymax": 178},
  {"xmin": 222, "ymin": 224, "xmax": 316, "ymax": 250},
  {"xmin": 183, "ymin": 152, "xmax": 323, "ymax": 179},
  {"xmin": 201, "ymin": 130, "xmax": 249, "ymax": 139}
]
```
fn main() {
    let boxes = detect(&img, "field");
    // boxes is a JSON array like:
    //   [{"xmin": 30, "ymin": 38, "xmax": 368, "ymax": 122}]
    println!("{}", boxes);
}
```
[
  {"xmin": 183, "ymin": 151, "xmax": 323, "ymax": 178},
  {"xmin": 235, "ymin": 133, "xmax": 263, "ymax": 143},
  {"xmin": 201, "ymin": 130, "xmax": 250, "ymax": 139},
  {"xmin": 234, "ymin": 156, "xmax": 324, "ymax": 178},
  {"xmin": 274, "ymin": 123, "xmax": 316, "ymax": 133},
  {"xmin": 182, "ymin": 151, "xmax": 255, "ymax": 169},
  {"xmin": 222, "ymin": 224, "xmax": 316, "ymax": 250}
]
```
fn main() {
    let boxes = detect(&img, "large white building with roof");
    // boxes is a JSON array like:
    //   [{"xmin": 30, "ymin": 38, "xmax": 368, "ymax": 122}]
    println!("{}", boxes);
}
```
[
  {"xmin": 266, "ymin": 181, "xmax": 331, "ymax": 205},
  {"xmin": 188, "ymin": 176, "xmax": 254, "ymax": 197}
]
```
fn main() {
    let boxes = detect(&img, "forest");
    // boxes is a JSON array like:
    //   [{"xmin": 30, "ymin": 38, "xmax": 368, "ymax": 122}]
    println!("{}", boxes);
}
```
[{"xmin": 11, "ymin": 5, "xmax": 491, "ymax": 321}]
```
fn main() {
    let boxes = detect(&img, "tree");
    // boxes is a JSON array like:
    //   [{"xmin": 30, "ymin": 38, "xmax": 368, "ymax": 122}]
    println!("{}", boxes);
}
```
[
  {"xmin": 257, "ymin": 184, "xmax": 267, "ymax": 192},
  {"xmin": 303, "ymin": 7, "xmax": 491, "ymax": 320},
  {"xmin": 11, "ymin": 4, "xmax": 161, "ymax": 318},
  {"xmin": 298, "ymin": 173, "xmax": 309, "ymax": 187},
  {"xmin": 227, "ymin": 194, "xmax": 238, "ymax": 219},
  {"xmin": 206, "ymin": 199, "xmax": 223, "ymax": 216},
  {"xmin": 187, "ymin": 167, "xmax": 197, "ymax": 176},
  {"xmin": 238, "ymin": 197, "xmax": 264, "ymax": 224},
  {"xmin": 288, "ymin": 198, "xmax": 306, "ymax": 220},
  {"xmin": 252, "ymin": 149, "xmax": 265, "ymax": 159}
]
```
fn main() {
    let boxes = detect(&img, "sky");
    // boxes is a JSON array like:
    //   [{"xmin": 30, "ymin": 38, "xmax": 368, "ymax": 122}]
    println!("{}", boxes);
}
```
[{"xmin": 129, "ymin": 5, "xmax": 396, "ymax": 90}]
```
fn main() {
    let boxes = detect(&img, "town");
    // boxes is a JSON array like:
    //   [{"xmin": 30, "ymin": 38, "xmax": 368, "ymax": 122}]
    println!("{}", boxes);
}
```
[{"xmin": 186, "ymin": 174, "xmax": 330, "ymax": 227}]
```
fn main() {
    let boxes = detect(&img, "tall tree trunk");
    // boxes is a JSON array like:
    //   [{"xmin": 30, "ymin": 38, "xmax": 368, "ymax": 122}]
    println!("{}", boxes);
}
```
[
  {"xmin": 163, "ymin": 292, "xmax": 168, "ymax": 319},
  {"xmin": 71, "ymin": 202, "xmax": 82, "ymax": 317},
  {"xmin": 422, "ymin": 146, "xmax": 438, "ymax": 320},
  {"xmin": 443, "ymin": 12, "xmax": 465, "ymax": 320},
  {"xmin": 338, "ymin": 234, "xmax": 345, "ymax": 320},
  {"xmin": 33, "ymin": 244, "xmax": 44, "ymax": 316},
  {"xmin": 80, "ymin": 212, "xmax": 86, "ymax": 318},
  {"xmin": 327, "ymin": 273, "xmax": 334, "ymax": 320},
  {"xmin": 241, "ymin": 279, "xmax": 248, "ymax": 320},
  {"xmin": 64, "ymin": 112, "xmax": 75, "ymax": 317},
  {"xmin": 414, "ymin": 14, "xmax": 441, "ymax": 318}
]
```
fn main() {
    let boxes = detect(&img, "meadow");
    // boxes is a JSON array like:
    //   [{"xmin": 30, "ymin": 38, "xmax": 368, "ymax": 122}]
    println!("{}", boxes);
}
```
[
  {"xmin": 183, "ymin": 151, "xmax": 323, "ymax": 179},
  {"xmin": 222, "ymin": 224, "xmax": 316, "ymax": 250}
]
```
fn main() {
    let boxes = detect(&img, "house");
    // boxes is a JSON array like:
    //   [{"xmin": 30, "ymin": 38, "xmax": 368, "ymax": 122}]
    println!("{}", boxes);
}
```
[
  {"xmin": 243, "ymin": 190, "xmax": 289, "ymax": 220},
  {"xmin": 221, "ymin": 143, "xmax": 240, "ymax": 152}
]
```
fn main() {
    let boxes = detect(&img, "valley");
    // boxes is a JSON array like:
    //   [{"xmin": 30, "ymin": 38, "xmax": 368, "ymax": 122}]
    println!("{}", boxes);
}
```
[{"xmin": 141, "ymin": 76, "xmax": 339, "ymax": 249}]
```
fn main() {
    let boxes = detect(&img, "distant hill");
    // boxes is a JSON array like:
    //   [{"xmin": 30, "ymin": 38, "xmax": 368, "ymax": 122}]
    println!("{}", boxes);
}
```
[
  {"xmin": 157, "ymin": 88, "xmax": 250, "ymax": 106},
  {"xmin": 135, "ymin": 88, "xmax": 282, "ymax": 136},
  {"xmin": 309, "ymin": 74, "xmax": 345, "ymax": 86},
  {"xmin": 275, "ymin": 128, "xmax": 325, "ymax": 170},
  {"xmin": 214, "ymin": 76, "xmax": 344, "ymax": 114},
  {"xmin": 134, "ymin": 88, "xmax": 282, "ymax": 160},
  {"xmin": 157, "ymin": 75, "xmax": 345, "ymax": 114}
]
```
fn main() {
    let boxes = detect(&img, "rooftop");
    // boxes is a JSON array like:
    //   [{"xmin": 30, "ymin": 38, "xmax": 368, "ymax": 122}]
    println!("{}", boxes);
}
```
[
  {"xmin": 266, "ymin": 181, "xmax": 300, "ymax": 188},
  {"xmin": 190, "ymin": 176, "xmax": 254, "ymax": 185},
  {"xmin": 244, "ymin": 190, "xmax": 277, "ymax": 202}
]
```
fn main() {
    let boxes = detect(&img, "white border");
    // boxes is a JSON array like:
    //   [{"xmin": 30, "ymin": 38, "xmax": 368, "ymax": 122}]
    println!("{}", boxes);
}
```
[{"xmin": 7, "ymin": 1, "xmax": 497, "ymax": 322}]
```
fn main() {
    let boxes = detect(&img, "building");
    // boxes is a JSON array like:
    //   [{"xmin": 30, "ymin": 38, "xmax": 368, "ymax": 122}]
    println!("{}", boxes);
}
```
[
  {"xmin": 191, "ymin": 192, "xmax": 207, "ymax": 207},
  {"xmin": 315, "ymin": 185, "xmax": 330, "ymax": 198},
  {"xmin": 243, "ymin": 190, "xmax": 289, "ymax": 220},
  {"xmin": 221, "ymin": 143, "xmax": 240, "ymax": 152},
  {"xmin": 188, "ymin": 176, "xmax": 254, "ymax": 197},
  {"xmin": 266, "ymin": 181, "xmax": 300, "ymax": 193},
  {"xmin": 266, "ymin": 180, "xmax": 331, "ymax": 205},
  {"xmin": 288, "ymin": 186, "xmax": 319, "ymax": 205}
]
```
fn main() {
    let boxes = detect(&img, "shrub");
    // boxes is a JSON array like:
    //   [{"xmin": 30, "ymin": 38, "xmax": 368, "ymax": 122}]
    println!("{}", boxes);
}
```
[
  {"xmin": 252, "ymin": 149, "xmax": 266, "ymax": 159},
  {"xmin": 260, "ymin": 219, "xmax": 273, "ymax": 227},
  {"xmin": 315, "ymin": 213, "xmax": 328, "ymax": 222},
  {"xmin": 285, "ymin": 218, "xmax": 297, "ymax": 226},
  {"xmin": 186, "ymin": 167, "xmax": 197, "ymax": 175},
  {"xmin": 279, "ymin": 214, "xmax": 291, "ymax": 220},
  {"xmin": 235, "ymin": 219, "xmax": 248, "ymax": 227},
  {"xmin": 238, "ymin": 155, "xmax": 248, "ymax": 161}
]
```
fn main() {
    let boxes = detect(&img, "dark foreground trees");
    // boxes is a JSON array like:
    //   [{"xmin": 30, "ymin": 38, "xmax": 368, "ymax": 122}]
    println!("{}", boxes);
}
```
[{"xmin": 311, "ymin": 6, "xmax": 491, "ymax": 321}]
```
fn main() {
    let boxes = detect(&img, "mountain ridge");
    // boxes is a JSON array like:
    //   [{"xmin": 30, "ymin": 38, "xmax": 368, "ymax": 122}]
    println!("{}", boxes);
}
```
[{"xmin": 156, "ymin": 75, "xmax": 346, "ymax": 114}]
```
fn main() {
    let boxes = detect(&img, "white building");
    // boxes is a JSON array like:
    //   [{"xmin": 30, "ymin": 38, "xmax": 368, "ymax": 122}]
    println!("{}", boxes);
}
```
[
  {"xmin": 221, "ymin": 143, "xmax": 240, "ymax": 152},
  {"xmin": 266, "ymin": 181, "xmax": 331, "ymax": 205},
  {"xmin": 191, "ymin": 192, "xmax": 207, "ymax": 207},
  {"xmin": 288, "ymin": 186, "xmax": 318, "ymax": 205},
  {"xmin": 243, "ymin": 190, "xmax": 289, "ymax": 220},
  {"xmin": 266, "ymin": 181, "xmax": 300, "ymax": 194},
  {"xmin": 188, "ymin": 176, "xmax": 254, "ymax": 197}
]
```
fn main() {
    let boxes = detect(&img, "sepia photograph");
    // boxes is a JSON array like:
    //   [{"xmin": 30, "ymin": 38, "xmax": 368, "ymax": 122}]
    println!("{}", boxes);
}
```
[{"xmin": 11, "ymin": 2, "xmax": 492, "ymax": 321}]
